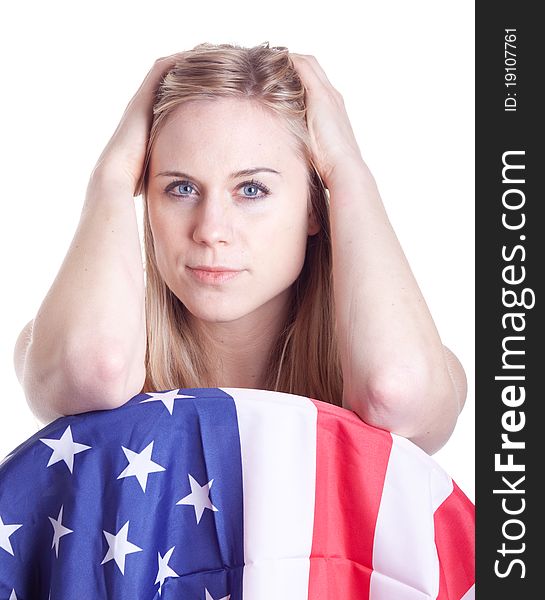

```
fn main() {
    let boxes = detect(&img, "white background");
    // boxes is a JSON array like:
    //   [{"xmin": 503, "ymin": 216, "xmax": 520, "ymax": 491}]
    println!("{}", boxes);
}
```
[{"xmin": 0, "ymin": 0, "xmax": 474, "ymax": 501}]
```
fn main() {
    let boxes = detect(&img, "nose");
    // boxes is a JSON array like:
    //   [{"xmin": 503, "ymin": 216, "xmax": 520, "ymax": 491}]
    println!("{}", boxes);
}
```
[{"xmin": 192, "ymin": 194, "xmax": 233, "ymax": 246}]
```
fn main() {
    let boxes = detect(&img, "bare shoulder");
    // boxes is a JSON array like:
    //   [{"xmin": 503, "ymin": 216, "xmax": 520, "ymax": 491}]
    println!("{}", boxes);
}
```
[{"xmin": 14, "ymin": 318, "xmax": 34, "ymax": 384}]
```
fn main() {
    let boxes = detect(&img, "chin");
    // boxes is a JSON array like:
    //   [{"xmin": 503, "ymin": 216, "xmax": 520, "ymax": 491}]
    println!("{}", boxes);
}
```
[{"xmin": 182, "ymin": 300, "xmax": 251, "ymax": 324}]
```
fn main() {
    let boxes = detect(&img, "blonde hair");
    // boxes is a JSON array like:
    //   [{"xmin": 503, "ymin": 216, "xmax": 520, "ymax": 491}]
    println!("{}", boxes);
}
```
[{"xmin": 136, "ymin": 41, "xmax": 343, "ymax": 406}]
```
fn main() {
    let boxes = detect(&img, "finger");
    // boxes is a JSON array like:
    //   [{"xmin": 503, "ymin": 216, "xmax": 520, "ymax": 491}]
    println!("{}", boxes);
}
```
[
  {"xmin": 116, "ymin": 53, "xmax": 186, "ymax": 139},
  {"xmin": 128, "ymin": 52, "xmax": 185, "ymax": 109},
  {"xmin": 95, "ymin": 53, "xmax": 186, "ymax": 189},
  {"xmin": 290, "ymin": 53, "xmax": 338, "ymax": 94}
]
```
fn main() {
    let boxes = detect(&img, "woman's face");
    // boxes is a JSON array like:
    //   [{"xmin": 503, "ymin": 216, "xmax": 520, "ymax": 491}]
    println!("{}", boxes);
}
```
[{"xmin": 147, "ymin": 97, "xmax": 320, "ymax": 325}]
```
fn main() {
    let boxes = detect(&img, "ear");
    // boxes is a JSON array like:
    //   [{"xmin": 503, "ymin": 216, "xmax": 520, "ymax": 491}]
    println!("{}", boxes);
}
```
[{"xmin": 307, "ymin": 209, "xmax": 320, "ymax": 236}]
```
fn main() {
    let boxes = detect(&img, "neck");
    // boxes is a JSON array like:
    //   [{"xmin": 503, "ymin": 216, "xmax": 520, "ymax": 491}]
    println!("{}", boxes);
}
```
[{"xmin": 188, "ymin": 288, "xmax": 293, "ymax": 389}]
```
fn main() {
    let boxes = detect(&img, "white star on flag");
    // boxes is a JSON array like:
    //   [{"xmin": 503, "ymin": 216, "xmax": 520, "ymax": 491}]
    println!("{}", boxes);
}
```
[
  {"xmin": 117, "ymin": 440, "xmax": 166, "ymax": 492},
  {"xmin": 139, "ymin": 390, "xmax": 195, "ymax": 415},
  {"xmin": 48, "ymin": 505, "xmax": 73, "ymax": 558},
  {"xmin": 205, "ymin": 588, "xmax": 230, "ymax": 600},
  {"xmin": 101, "ymin": 520, "xmax": 143, "ymax": 575},
  {"xmin": 176, "ymin": 473, "xmax": 219, "ymax": 524},
  {"xmin": 155, "ymin": 546, "xmax": 180, "ymax": 595},
  {"xmin": 9, "ymin": 590, "xmax": 18, "ymax": 600},
  {"xmin": 0, "ymin": 515, "xmax": 23, "ymax": 555},
  {"xmin": 39, "ymin": 425, "xmax": 91, "ymax": 473}
]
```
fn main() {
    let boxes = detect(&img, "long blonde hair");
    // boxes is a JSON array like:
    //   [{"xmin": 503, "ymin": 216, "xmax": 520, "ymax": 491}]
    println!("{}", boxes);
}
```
[{"xmin": 135, "ymin": 42, "xmax": 343, "ymax": 406}]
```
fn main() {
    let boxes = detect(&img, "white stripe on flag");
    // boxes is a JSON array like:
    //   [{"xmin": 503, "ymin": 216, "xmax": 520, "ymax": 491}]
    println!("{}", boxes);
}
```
[
  {"xmin": 222, "ymin": 388, "xmax": 318, "ymax": 599},
  {"xmin": 461, "ymin": 584, "xmax": 475, "ymax": 600},
  {"xmin": 370, "ymin": 434, "xmax": 454, "ymax": 599}
]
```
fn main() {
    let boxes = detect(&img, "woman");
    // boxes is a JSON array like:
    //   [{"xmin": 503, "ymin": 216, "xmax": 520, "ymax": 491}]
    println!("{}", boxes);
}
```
[{"xmin": 14, "ymin": 42, "xmax": 467, "ymax": 455}]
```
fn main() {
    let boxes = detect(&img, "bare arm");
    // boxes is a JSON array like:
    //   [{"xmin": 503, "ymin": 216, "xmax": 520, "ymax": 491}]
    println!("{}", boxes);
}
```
[
  {"xmin": 16, "ymin": 55, "xmax": 182, "ymax": 425},
  {"xmin": 327, "ymin": 160, "xmax": 465, "ymax": 454},
  {"xmin": 20, "ymin": 177, "xmax": 146, "ymax": 425},
  {"xmin": 14, "ymin": 319, "xmax": 34, "ymax": 386},
  {"xmin": 290, "ymin": 53, "xmax": 467, "ymax": 454}
]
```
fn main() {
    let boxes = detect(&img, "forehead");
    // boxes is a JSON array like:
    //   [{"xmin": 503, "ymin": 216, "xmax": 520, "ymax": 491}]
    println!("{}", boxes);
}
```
[{"xmin": 151, "ymin": 97, "xmax": 303, "ymax": 170}]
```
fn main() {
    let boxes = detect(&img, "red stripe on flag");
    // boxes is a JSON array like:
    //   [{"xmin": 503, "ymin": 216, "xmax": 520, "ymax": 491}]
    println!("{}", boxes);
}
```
[
  {"xmin": 435, "ymin": 481, "xmax": 475, "ymax": 599},
  {"xmin": 308, "ymin": 400, "xmax": 393, "ymax": 599}
]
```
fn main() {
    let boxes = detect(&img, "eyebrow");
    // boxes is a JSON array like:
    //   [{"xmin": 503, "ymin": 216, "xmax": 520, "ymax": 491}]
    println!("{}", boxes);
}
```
[{"xmin": 154, "ymin": 167, "xmax": 282, "ymax": 179}]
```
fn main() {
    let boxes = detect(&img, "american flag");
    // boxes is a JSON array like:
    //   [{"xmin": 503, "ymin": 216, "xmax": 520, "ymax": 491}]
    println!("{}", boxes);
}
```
[{"xmin": 0, "ymin": 387, "xmax": 474, "ymax": 599}]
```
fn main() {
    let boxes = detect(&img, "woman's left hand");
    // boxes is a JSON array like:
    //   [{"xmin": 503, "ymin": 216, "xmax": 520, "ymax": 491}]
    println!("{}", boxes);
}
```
[
  {"xmin": 291, "ymin": 53, "xmax": 466, "ymax": 456},
  {"xmin": 289, "ymin": 53, "xmax": 364, "ymax": 187}
]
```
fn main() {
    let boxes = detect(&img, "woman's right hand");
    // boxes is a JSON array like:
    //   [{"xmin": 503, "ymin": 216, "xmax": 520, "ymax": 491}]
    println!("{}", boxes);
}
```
[{"xmin": 89, "ymin": 53, "xmax": 183, "ymax": 197}]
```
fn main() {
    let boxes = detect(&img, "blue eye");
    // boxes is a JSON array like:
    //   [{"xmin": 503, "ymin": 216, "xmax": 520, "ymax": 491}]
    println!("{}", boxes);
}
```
[
  {"xmin": 166, "ymin": 178, "xmax": 270, "ymax": 200},
  {"xmin": 242, "ymin": 183, "xmax": 260, "ymax": 197},
  {"xmin": 239, "ymin": 179, "xmax": 270, "ymax": 199},
  {"xmin": 165, "ymin": 181, "xmax": 198, "ymax": 199},
  {"xmin": 174, "ymin": 182, "xmax": 196, "ymax": 196}
]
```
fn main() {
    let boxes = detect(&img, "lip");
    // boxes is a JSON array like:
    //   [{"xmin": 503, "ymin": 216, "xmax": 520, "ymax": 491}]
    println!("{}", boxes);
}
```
[
  {"xmin": 189, "ymin": 265, "xmax": 241, "ymax": 272},
  {"xmin": 186, "ymin": 266, "xmax": 243, "ymax": 284}
]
